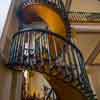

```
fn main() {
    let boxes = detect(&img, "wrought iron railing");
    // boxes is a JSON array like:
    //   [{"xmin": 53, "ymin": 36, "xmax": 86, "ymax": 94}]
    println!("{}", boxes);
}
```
[
  {"xmin": 8, "ymin": 29, "xmax": 96, "ymax": 99},
  {"xmin": 68, "ymin": 12, "xmax": 100, "ymax": 23}
]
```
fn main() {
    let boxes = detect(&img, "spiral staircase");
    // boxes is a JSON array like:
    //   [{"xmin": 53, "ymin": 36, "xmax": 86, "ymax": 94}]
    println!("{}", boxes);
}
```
[{"xmin": 7, "ymin": 0, "xmax": 97, "ymax": 99}]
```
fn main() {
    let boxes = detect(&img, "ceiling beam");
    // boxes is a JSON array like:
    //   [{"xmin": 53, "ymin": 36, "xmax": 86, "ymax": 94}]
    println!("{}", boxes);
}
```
[{"xmin": 86, "ymin": 41, "xmax": 100, "ymax": 65}]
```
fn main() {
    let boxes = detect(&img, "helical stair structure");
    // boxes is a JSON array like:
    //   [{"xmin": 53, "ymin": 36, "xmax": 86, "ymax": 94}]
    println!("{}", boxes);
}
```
[{"xmin": 8, "ymin": 0, "xmax": 97, "ymax": 100}]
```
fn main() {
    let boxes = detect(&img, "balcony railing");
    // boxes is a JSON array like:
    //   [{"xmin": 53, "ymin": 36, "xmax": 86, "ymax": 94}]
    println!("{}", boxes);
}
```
[
  {"xmin": 8, "ymin": 29, "xmax": 96, "ymax": 99},
  {"xmin": 68, "ymin": 12, "xmax": 100, "ymax": 23}
]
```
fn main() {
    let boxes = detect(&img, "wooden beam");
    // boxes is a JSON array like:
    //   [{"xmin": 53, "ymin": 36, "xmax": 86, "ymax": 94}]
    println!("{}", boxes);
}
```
[
  {"xmin": 86, "ymin": 41, "xmax": 100, "ymax": 65},
  {"xmin": 87, "ymin": 64, "xmax": 100, "ymax": 67}
]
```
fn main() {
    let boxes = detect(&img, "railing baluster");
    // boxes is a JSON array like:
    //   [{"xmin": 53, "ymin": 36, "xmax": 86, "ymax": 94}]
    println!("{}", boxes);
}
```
[
  {"xmin": 14, "ymin": 35, "xmax": 19, "ymax": 64},
  {"xmin": 22, "ymin": 32, "xmax": 25, "ymax": 65},
  {"xmin": 45, "ymin": 33, "xmax": 51, "ymax": 64},
  {"xmin": 42, "ymin": 34, "xmax": 45, "ymax": 62},
  {"xmin": 67, "ymin": 45, "xmax": 74, "ymax": 81},
  {"xmin": 39, "ymin": 32, "xmax": 43, "ymax": 65},
  {"xmin": 71, "ymin": 46, "xmax": 79, "ymax": 80},
  {"xmin": 52, "ymin": 36, "xmax": 58, "ymax": 59},
  {"xmin": 34, "ymin": 32, "xmax": 36, "ymax": 65},
  {"xmin": 27, "ymin": 31, "xmax": 30, "ymax": 65},
  {"xmin": 9, "ymin": 37, "xmax": 16, "ymax": 64}
]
